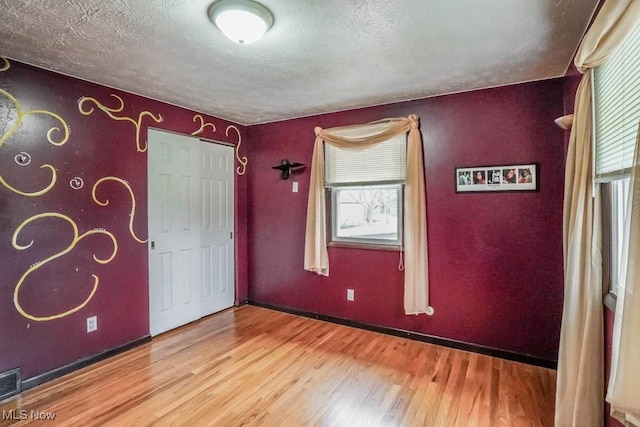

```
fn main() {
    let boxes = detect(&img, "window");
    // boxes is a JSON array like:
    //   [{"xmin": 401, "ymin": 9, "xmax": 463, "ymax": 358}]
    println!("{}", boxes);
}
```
[
  {"xmin": 594, "ymin": 23, "xmax": 640, "ymax": 298},
  {"xmin": 324, "ymin": 134, "xmax": 406, "ymax": 247},
  {"xmin": 331, "ymin": 185, "xmax": 402, "ymax": 245},
  {"xmin": 602, "ymin": 177, "xmax": 630, "ymax": 296}
]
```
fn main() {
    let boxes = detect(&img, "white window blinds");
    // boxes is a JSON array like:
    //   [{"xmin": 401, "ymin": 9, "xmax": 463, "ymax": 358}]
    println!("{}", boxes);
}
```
[
  {"xmin": 324, "ymin": 135, "xmax": 406, "ymax": 186},
  {"xmin": 594, "ymin": 23, "xmax": 640, "ymax": 178}
]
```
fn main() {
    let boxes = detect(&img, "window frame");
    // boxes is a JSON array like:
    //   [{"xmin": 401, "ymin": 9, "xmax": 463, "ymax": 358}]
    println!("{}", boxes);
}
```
[
  {"xmin": 323, "ymin": 133, "xmax": 407, "ymax": 251},
  {"xmin": 326, "ymin": 183, "xmax": 404, "ymax": 250},
  {"xmin": 601, "ymin": 182, "xmax": 617, "ymax": 311},
  {"xmin": 592, "ymin": 23, "xmax": 640, "ymax": 312},
  {"xmin": 600, "ymin": 177, "xmax": 630, "ymax": 311}
]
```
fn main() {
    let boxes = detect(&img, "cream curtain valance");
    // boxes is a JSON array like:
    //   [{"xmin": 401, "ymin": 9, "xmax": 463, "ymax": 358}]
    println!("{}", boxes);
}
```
[{"xmin": 303, "ymin": 115, "xmax": 433, "ymax": 315}]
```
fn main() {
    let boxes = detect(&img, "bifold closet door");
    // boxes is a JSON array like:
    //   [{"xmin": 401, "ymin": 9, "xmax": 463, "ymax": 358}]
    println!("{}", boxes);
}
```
[
  {"xmin": 148, "ymin": 129, "xmax": 236, "ymax": 336},
  {"xmin": 148, "ymin": 129, "xmax": 201, "ymax": 336},
  {"xmin": 200, "ymin": 142, "xmax": 235, "ymax": 316}
]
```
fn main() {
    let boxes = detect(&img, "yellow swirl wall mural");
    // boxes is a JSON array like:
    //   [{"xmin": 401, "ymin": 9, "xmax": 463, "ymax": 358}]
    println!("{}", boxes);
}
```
[
  {"xmin": 78, "ymin": 94, "xmax": 163, "ymax": 152},
  {"xmin": 0, "ymin": 88, "xmax": 69, "ymax": 196},
  {"xmin": 12, "ymin": 213, "xmax": 118, "ymax": 322},
  {"xmin": 0, "ymin": 165, "xmax": 57, "ymax": 197},
  {"xmin": 0, "ymin": 56, "xmax": 9, "ymax": 71},
  {"xmin": 226, "ymin": 125, "xmax": 248, "ymax": 175},
  {"xmin": 191, "ymin": 114, "xmax": 216, "ymax": 136},
  {"xmin": 0, "ymin": 89, "xmax": 69, "ymax": 149},
  {"xmin": 92, "ymin": 176, "xmax": 147, "ymax": 243}
]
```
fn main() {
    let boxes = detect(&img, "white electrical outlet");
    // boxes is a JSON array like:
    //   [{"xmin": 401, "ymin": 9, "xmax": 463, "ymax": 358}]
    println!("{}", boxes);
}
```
[
  {"xmin": 292, "ymin": 181, "xmax": 299, "ymax": 193},
  {"xmin": 86, "ymin": 316, "xmax": 97, "ymax": 333},
  {"xmin": 347, "ymin": 289, "xmax": 355, "ymax": 301}
]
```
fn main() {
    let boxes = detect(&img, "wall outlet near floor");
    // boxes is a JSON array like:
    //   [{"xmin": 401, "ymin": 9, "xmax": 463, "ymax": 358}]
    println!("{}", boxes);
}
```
[
  {"xmin": 347, "ymin": 289, "xmax": 355, "ymax": 301},
  {"xmin": 86, "ymin": 316, "xmax": 97, "ymax": 333}
]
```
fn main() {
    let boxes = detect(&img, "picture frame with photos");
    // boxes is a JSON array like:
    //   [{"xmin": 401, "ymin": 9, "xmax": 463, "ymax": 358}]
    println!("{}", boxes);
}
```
[{"xmin": 455, "ymin": 163, "xmax": 539, "ymax": 193}]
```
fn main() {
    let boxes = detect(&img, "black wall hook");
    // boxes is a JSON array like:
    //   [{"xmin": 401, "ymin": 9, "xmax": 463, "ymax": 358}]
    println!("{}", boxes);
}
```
[{"xmin": 272, "ymin": 159, "xmax": 304, "ymax": 180}]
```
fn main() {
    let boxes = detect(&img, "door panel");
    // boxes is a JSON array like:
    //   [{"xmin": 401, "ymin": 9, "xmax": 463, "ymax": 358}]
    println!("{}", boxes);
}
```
[
  {"xmin": 148, "ymin": 129, "xmax": 202, "ymax": 336},
  {"xmin": 160, "ymin": 252, "xmax": 172, "ymax": 311},
  {"xmin": 200, "ymin": 142, "xmax": 235, "ymax": 316},
  {"xmin": 218, "ymin": 243, "xmax": 230, "ymax": 294}
]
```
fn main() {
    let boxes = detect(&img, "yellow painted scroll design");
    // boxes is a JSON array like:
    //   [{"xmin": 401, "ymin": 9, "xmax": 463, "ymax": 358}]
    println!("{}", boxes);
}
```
[
  {"xmin": 0, "ymin": 88, "xmax": 69, "ymax": 196},
  {"xmin": 0, "ymin": 165, "xmax": 57, "ymax": 197},
  {"xmin": 0, "ymin": 88, "xmax": 69, "ymax": 149},
  {"xmin": 78, "ymin": 94, "xmax": 163, "ymax": 152},
  {"xmin": 92, "ymin": 176, "xmax": 147, "ymax": 243},
  {"xmin": 227, "ymin": 125, "xmax": 247, "ymax": 176},
  {"xmin": 12, "ymin": 213, "xmax": 118, "ymax": 322},
  {"xmin": 0, "ymin": 56, "xmax": 9, "ymax": 71},
  {"xmin": 191, "ymin": 114, "xmax": 216, "ymax": 136}
]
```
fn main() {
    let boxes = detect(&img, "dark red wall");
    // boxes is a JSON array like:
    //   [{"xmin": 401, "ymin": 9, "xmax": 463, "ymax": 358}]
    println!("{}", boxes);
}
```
[
  {"xmin": 0, "ymin": 60, "xmax": 248, "ymax": 380},
  {"xmin": 247, "ymin": 79, "xmax": 567, "ymax": 361}
]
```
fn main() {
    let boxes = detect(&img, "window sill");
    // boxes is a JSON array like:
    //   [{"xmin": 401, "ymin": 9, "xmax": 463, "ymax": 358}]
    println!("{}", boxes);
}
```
[
  {"xmin": 604, "ymin": 292, "xmax": 617, "ymax": 312},
  {"xmin": 328, "ymin": 241, "xmax": 403, "ymax": 252}
]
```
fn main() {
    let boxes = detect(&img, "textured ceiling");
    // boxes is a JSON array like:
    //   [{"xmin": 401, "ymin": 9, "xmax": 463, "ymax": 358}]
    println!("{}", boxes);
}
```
[{"xmin": 0, "ymin": 0, "xmax": 598, "ymax": 125}]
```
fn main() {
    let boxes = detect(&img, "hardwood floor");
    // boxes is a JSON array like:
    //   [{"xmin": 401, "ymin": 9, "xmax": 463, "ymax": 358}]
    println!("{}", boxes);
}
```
[{"xmin": 0, "ymin": 306, "xmax": 556, "ymax": 426}]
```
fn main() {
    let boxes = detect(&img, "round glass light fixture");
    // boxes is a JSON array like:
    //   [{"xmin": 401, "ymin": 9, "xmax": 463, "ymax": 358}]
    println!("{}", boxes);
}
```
[{"xmin": 208, "ymin": 0, "xmax": 273, "ymax": 44}]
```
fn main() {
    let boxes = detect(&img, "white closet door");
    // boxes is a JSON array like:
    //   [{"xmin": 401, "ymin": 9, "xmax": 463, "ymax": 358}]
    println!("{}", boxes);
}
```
[
  {"xmin": 148, "ymin": 129, "xmax": 201, "ymax": 336},
  {"xmin": 200, "ymin": 142, "xmax": 235, "ymax": 316}
]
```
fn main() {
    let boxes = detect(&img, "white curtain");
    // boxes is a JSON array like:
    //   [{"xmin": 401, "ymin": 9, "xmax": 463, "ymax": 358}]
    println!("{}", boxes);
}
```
[
  {"xmin": 607, "ymin": 121, "xmax": 640, "ymax": 425},
  {"xmin": 304, "ymin": 115, "xmax": 432, "ymax": 315},
  {"xmin": 556, "ymin": 1, "xmax": 640, "ymax": 426}
]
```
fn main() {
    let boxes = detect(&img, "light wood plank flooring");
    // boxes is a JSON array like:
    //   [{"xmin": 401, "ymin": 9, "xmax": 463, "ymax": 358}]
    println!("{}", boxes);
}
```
[{"xmin": 0, "ymin": 306, "xmax": 556, "ymax": 426}]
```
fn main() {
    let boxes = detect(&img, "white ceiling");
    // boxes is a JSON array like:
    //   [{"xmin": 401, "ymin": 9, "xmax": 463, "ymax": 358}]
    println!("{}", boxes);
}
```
[{"xmin": 0, "ymin": 0, "xmax": 598, "ymax": 125}]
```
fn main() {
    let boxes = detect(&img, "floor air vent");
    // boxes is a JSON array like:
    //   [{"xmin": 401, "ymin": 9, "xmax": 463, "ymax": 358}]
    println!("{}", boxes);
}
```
[{"xmin": 0, "ymin": 368, "xmax": 21, "ymax": 402}]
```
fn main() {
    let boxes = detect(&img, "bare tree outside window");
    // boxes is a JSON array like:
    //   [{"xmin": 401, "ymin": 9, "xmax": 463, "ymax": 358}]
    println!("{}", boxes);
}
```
[{"xmin": 333, "ymin": 185, "xmax": 401, "ymax": 243}]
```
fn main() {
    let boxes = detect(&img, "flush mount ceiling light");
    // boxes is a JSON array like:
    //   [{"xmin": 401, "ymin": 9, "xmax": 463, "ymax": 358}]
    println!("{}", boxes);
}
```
[{"xmin": 208, "ymin": 0, "xmax": 273, "ymax": 44}]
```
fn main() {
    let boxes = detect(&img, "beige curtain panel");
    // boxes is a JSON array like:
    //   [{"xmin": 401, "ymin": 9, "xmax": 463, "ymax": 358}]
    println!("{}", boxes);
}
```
[
  {"xmin": 556, "ymin": 1, "xmax": 640, "ymax": 426},
  {"xmin": 607, "ymin": 122, "xmax": 640, "ymax": 426},
  {"xmin": 304, "ymin": 115, "xmax": 432, "ymax": 315}
]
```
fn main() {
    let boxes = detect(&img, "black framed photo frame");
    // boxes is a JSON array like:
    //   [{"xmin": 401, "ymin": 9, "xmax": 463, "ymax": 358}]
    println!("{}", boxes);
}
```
[{"xmin": 455, "ymin": 163, "xmax": 539, "ymax": 193}]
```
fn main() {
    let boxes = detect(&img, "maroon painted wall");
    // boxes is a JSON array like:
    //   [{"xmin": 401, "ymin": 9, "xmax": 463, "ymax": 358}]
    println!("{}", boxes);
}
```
[
  {"xmin": 247, "ymin": 79, "xmax": 567, "ymax": 361},
  {"xmin": 0, "ymin": 60, "xmax": 248, "ymax": 380}
]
